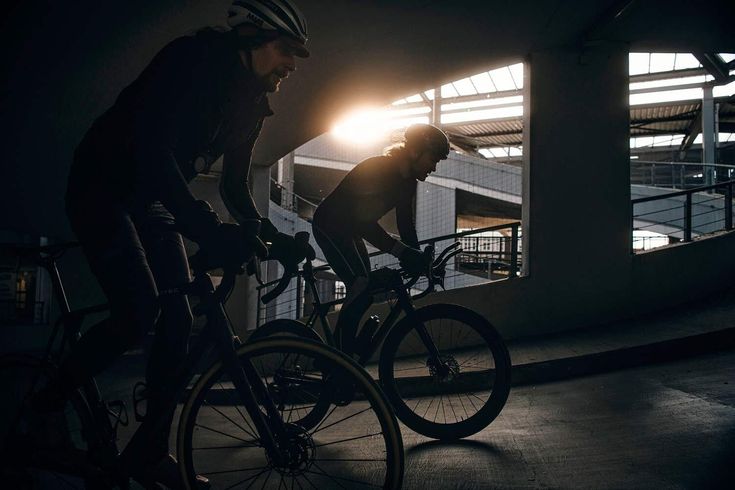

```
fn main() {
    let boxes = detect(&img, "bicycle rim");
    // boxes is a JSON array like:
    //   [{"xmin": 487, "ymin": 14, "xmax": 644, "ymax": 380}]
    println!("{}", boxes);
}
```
[
  {"xmin": 379, "ymin": 304, "xmax": 511, "ymax": 440},
  {"xmin": 178, "ymin": 337, "xmax": 404, "ymax": 489}
]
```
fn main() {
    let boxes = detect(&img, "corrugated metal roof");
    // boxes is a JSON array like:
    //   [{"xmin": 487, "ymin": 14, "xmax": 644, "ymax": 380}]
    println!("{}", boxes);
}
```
[
  {"xmin": 443, "ymin": 99, "xmax": 732, "ymax": 149},
  {"xmin": 631, "ymin": 103, "xmax": 700, "ymax": 122}
]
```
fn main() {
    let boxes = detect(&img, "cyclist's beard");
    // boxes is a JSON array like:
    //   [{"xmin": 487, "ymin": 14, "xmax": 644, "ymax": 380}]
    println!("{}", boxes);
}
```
[
  {"xmin": 261, "ymin": 72, "xmax": 282, "ymax": 92},
  {"xmin": 409, "ymin": 163, "xmax": 428, "ymax": 181},
  {"xmin": 262, "ymin": 65, "xmax": 291, "ymax": 93}
]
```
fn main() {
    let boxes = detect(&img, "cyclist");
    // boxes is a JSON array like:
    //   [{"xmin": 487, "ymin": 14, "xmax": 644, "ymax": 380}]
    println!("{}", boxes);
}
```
[
  {"xmin": 312, "ymin": 123, "xmax": 450, "ymax": 356},
  {"xmin": 36, "ymin": 1, "xmax": 309, "ymax": 487}
]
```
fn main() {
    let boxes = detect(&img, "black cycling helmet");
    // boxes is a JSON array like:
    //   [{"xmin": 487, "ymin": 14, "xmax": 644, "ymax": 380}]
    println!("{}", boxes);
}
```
[
  {"xmin": 227, "ymin": 0, "xmax": 309, "ymax": 57},
  {"xmin": 404, "ymin": 123, "xmax": 450, "ymax": 159}
]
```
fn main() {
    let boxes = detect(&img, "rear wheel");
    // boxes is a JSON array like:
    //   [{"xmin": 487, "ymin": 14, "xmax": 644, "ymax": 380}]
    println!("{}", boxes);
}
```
[
  {"xmin": 178, "ymin": 337, "xmax": 404, "ymax": 489},
  {"xmin": 379, "ymin": 304, "xmax": 511, "ymax": 440},
  {"xmin": 247, "ymin": 320, "xmax": 332, "ymax": 430}
]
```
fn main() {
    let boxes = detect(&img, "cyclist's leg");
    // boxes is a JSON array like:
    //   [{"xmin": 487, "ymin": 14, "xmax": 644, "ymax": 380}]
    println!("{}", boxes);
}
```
[
  {"xmin": 312, "ymin": 225, "xmax": 372, "ymax": 355},
  {"xmin": 48, "ymin": 202, "xmax": 159, "ymax": 403},
  {"xmin": 134, "ymin": 202, "xmax": 193, "ymax": 463}
]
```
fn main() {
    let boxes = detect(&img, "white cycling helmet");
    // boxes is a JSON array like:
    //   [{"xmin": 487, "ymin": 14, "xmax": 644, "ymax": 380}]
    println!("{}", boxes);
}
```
[{"xmin": 227, "ymin": 0, "xmax": 309, "ymax": 57}]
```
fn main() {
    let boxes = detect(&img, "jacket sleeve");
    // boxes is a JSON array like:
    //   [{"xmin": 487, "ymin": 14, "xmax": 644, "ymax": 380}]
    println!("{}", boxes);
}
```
[
  {"xmin": 396, "ymin": 181, "xmax": 419, "ymax": 248},
  {"xmin": 220, "ymin": 120, "xmax": 264, "ymax": 223},
  {"xmin": 360, "ymin": 222, "xmax": 397, "ymax": 253},
  {"xmin": 129, "ymin": 37, "xmax": 203, "ymax": 220}
]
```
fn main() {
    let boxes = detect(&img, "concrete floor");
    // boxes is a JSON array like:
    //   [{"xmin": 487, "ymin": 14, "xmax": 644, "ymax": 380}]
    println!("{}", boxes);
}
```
[
  {"xmin": 16, "ymin": 287, "xmax": 735, "ymax": 489},
  {"xmin": 97, "ymin": 348, "xmax": 735, "ymax": 489},
  {"xmin": 400, "ymin": 350, "xmax": 735, "ymax": 489}
]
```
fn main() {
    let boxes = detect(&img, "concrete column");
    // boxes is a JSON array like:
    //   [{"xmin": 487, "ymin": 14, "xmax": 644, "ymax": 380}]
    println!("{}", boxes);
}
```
[
  {"xmin": 701, "ymin": 85, "xmax": 716, "ymax": 186},
  {"xmin": 432, "ymin": 87, "xmax": 442, "ymax": 127},
  {"xmin": 278, "ymin": 152, "xmax": 296, "ymax": 211},
  {"xmin": 522, "ymin": 43, "xmax": 630, "ymax": 308}
]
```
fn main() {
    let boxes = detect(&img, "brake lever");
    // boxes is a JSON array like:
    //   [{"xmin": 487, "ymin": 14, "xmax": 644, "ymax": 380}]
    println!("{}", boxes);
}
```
[
  {"xmin": 440, "ymin": 248, "xmax": 463, "ymax": 267},
  {"xmin": 261, "ymin": 265, "xmax": 296, "ymax": 304},
  {"xmin": 432, "ymin": 241, "xmax": 461, "ymax": 267}
]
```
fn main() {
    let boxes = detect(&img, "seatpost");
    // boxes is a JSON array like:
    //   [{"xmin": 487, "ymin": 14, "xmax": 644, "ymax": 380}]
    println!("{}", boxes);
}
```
[{"xmin": 41, "ymin": 255, "xmax": 72, "ymax": 316}]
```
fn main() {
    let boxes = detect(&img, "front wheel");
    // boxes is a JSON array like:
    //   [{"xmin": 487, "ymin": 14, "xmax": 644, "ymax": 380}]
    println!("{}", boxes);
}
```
[
  {"xmin": 178, "ymin": 337, "xmax": 404, "ymax": 489},
  {"xmin": 379, "ymin": 304, "xmax": 511, "ymax": 440}
]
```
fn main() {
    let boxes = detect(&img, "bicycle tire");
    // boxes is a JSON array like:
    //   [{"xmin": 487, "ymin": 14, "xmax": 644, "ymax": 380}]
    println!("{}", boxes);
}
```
[
  {"xmin": 246, "ymin": 319, "xmax": 332, "ymax": 430},
  {"xmin": 0, "ymin": 354, "xmax": 98, "ymax": 489},
  {"xmin": 379, "ymin": 304, "xmax": 511, "ymax": 440},
  {"xmin": 178, "ymin": 337, "xmax": 404, "ymax": 489},
  {"xmin": 248, "ymin": 319, "xmax": 325, "ymax": 344}
]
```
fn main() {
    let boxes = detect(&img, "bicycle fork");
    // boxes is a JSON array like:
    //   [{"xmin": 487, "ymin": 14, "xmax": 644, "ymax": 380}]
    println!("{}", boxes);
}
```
[
  {"xmin": 212, "ymin": 307, "xmax": 291, "ymax": 467},
  {"xmin": 395, "ymin": 289, "xmax": 445, "ymax": 366}
]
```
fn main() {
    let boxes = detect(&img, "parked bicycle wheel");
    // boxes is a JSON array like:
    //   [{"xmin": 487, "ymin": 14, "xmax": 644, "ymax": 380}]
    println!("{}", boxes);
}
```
[
  {"xmin": 178, "ymin": 337, "xmax": 404, "ymax": 489},
  {"xmin": 247, "ymin": 319, "xmax": 332, "ymax": 431},
  {"xmin": 0, "ymin": 354, "xmax": 98, "ymax": 489},
  {"xmin": 379, "ymin": 304, "xmax": 511, "ymax": 440}
]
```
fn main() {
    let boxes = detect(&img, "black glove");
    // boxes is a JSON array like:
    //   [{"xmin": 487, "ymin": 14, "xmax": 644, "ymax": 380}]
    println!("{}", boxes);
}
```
[
  {"xmin": 398, "ymin": 246, "xmax": 430, "ymax": 275},
  {"xmin": 259, "ymin": 218, "xmax": 279, "ymax": 243},
  {"xmin": 177, "ymin": 200, "xmax": 222, "ymax": 243},
  {"xmin": 266, "ymin": 232, "xmax": 300, "ymax": 264}
]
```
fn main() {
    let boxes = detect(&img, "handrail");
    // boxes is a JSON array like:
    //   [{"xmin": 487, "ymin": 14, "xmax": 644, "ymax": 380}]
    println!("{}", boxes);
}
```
[
  {"xmin": 255, "ymin": 222, "xmax": 521, "ymax": 323},
  {"xmin": 632, "ymin": 160, "xmax": 735, "ymax": 169},
  {"xmin": 256, "ymin": 222, "xmax": 521, "ymax": 290},
  {"xmin": 631, "ymin": 179, "xmax": 735, "ymax": 204},
  {"xmin": 632, "ymin": 179, "xmax": 735, "ymax": 245}
]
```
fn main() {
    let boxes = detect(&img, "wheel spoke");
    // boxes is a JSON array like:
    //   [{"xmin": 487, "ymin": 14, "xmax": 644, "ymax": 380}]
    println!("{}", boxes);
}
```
[
  {"xmin": 311, "ymin": 406, "xmax": 373, "ymax": 434},
  {"xmin": 383, "ymin": 306, "xmax": 510, "ymax": 438},
  {"xmin": 182, "ymin": 341, "xmax": 400, "ymax": 489},
  {"xmin": 193, "ymin": 422, "xmax": 260, "ymax": 446},
  {"xmin": 313, "ymin": 431, "xmax": 385, "ymax": 448}
]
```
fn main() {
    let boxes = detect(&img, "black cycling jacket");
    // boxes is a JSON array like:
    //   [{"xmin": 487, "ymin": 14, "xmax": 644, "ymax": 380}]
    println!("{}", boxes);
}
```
[
  {"xmin": 313, "ymin": 156, "xmax": 419, "ymax": 251},
  {"xmin": 67, "ymin": 28, "xmax": 272, "ymax": 223}
]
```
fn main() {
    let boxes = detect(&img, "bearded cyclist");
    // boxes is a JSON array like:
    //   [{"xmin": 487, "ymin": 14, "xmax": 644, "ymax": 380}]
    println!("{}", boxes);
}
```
[
  {"xmin": 312, "ymin": 124, "xmax": 450, "ymax": 356},
  {"xmin": 35, "ymin": 1, "xmax": 310, "ymax": 487}
]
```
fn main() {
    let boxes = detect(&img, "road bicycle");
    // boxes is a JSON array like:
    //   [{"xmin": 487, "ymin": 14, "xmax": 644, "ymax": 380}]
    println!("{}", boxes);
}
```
[
  {"xmin": 0, "ymin": 239, "xmax": 404, "ymax": 489},
  {"xmin": 251, "ymin": 242, "xmax": 512, "ymax": 440}
]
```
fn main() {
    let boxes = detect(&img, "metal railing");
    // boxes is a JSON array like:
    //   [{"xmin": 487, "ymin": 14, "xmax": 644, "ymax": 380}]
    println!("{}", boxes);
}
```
[
  {"xmin": 255, "ymin": 222, "xmax": 521, "ymax": 326},
  {"xmin": 632, "ymin": 179, "xmax": 735, "ymax": 250},
  {"xmin": 631, "ymin": 161, "xmax": 735, "ymax": 190},
  {"xmin": 0, "ymin": 300, "xmax": 47, "ymax": 326}
]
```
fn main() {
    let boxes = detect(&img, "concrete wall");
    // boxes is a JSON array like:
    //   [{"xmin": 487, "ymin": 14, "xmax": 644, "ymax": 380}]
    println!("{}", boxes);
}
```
[{"xmin": 424, "ymin": 229, "xmax": 735, "ymax": 340}]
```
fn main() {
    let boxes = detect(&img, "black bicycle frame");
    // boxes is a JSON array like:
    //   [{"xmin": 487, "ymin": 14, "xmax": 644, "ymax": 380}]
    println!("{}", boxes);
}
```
[
  {"xmin": 32, "ymin": 249, "xmax": 289, "ymax": 476},
  {"xmin": 302, "ymin": 266, "xmax": 443, "ymax": 366},
  {"xmin": 118, "ymin": 272, "xmax": 289, "ymax": 473}
]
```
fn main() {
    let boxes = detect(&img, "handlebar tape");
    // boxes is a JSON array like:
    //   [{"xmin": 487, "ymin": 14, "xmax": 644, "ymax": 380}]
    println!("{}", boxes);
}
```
[{"xmin": 260, "ymin": 231, "xmax": 316, "ymax": 304}]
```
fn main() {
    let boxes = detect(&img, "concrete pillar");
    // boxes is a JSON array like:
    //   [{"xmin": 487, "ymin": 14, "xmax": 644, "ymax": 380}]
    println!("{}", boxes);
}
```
[
  {"xmin": 522, "ymin": 43, "xmax": 630, "ymax": 305},
  {"xmin": 432, "ymin": 86, "xmax": 442, "ymax": 127},
  {"xmin": 701, "ymin": 85, "xmax": 716, "ymax": 186},
  {"xmin": 278, "ymin": 152, "xmax": 296, "ymax": 211}
]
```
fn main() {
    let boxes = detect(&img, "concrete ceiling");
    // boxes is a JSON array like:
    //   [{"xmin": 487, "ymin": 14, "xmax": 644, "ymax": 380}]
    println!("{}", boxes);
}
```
[
  {"xmin": 256, "ymin": 0, "xmax": 735, "ymax": 165},
  {"xmin": 1, "ymin": 0, "xmax": 733, "ymax": 237}
]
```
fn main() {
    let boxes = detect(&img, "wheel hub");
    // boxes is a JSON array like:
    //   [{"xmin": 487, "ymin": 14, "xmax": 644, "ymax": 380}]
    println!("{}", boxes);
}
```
[
  {"xmin": 266, "ymin": 424, "xmax": 315, "ymax": 477},
  {"xmin": 426, "ymin": 355, "xmax": 460, "ymax": 382}
]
